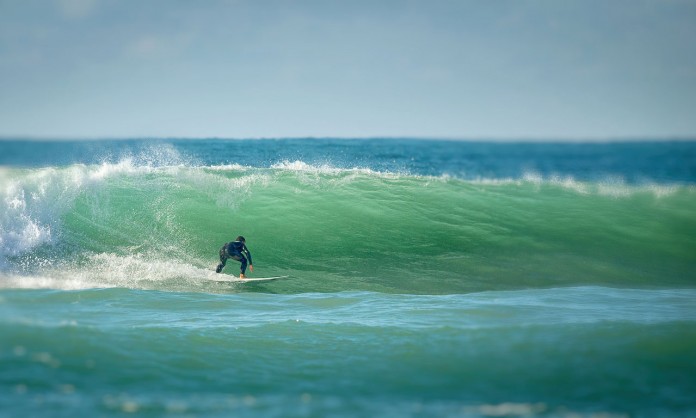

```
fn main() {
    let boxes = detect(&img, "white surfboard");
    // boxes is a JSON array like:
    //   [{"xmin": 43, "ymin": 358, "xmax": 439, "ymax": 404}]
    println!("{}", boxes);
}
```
[{"xmin": 211, "ymin": 275, "xmax": 289, "ymax": 283}]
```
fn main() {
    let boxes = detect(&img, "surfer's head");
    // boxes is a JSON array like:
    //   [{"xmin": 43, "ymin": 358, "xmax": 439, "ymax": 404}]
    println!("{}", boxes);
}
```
[{"xmin": 236, "ymin": 236, "xmax": 246, "ymax": 242}]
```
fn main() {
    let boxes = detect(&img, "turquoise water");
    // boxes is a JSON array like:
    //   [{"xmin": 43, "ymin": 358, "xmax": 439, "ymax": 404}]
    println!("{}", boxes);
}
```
[
  {"xmin": 3, "ymin": 287, "xmax": 696, "ymax": 417},
  {"xmin": 1, "ymin": 139, "xmax": 696, "ymax": 417}
]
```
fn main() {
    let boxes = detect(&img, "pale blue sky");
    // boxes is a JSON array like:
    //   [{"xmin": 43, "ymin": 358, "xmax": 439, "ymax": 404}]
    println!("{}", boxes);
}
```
[{"xmin": 1, "ymin": 0, "xmax": 695, "ymax": 139}]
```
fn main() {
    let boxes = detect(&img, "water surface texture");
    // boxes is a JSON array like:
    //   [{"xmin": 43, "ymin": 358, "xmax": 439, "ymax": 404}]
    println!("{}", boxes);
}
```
[{"xmin": 1, "ymin": 139, "xmax": 695, "ymax": 417}]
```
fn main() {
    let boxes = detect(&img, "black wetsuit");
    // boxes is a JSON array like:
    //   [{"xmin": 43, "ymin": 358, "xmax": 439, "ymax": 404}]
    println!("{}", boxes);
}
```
[{"xmin": 216, "ymin": 241, "xmax": 253, "ymax": 274}]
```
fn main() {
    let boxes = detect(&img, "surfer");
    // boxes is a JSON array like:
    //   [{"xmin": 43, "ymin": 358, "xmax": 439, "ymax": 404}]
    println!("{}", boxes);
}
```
[{"xmin": 216, "ymin": 236, "xmax": 254, "ymax": 278}]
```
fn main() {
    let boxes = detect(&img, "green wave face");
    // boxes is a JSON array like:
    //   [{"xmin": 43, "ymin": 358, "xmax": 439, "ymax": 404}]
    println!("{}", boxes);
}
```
[{"xmin": 3, "ymin": 163, "xmax": 696, "ymax": 293}]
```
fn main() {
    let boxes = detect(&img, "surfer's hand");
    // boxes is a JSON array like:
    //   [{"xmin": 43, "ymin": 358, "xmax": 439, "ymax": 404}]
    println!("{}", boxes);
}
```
[{"xmin": 249, "ymin": 265, "xmax": 254, "ymax": 272}]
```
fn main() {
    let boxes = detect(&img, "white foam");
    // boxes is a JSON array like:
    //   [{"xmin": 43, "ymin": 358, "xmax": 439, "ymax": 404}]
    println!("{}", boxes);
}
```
[
  {"xmin": 205, "ymin": 163, "xmax": 249, "ymax": 171},
  {"xmin": 75, "ymin": 252, "xmax": 218, "ymax": 283},
  {"xmin": 0, "ymin": 253, "xmax": 224, "ymax": 291},
  {"xmin": 466, "ymin": 172, "xmax": 688, "ymax": 198},
  {"xmin": 1, "ymin": 165, "xmax": 108, "ymax": 261},
  {"xmin": 271, "ymin": 160, "xmax": 385, "ymax": 176},
  {"xmin": 1, "ymin": 169, "xmax": 70, "ymax": 264}
]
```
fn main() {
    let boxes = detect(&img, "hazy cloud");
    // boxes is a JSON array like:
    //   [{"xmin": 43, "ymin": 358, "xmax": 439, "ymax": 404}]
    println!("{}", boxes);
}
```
[
  {"xmin": 57, "ymin": 0, "xmax": 97, "ymax": 19},
  {"xmin": 1, "ymin": 0, "xmax": 695, "ymax": 139}
]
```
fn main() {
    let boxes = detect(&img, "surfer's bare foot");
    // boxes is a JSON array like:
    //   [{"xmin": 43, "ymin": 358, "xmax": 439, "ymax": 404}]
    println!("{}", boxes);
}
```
[{"xmin": 240, "ymin": 274, "xmax": 246, "ymax": 279}]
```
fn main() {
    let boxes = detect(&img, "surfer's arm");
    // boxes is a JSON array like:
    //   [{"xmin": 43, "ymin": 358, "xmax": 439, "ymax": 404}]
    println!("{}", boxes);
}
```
[{"xmin": 243, "ymin": 244, "xmax": 253, "ymax": 269}]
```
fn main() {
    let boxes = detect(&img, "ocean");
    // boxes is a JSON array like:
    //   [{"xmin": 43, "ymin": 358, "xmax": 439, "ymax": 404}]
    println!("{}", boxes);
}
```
[{"xmin": 1, "ymin": 138, "xmax": 695, "ymax": 417}]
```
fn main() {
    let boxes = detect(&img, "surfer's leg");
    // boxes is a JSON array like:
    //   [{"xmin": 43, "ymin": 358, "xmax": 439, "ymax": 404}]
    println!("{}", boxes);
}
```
[
  {"xmin": 216, "ymin": 246, "xmax": 227, "ymax": 273},
  {"xmin": 239, "ymin": 256, "xmax": 248, "ymax": 275}
]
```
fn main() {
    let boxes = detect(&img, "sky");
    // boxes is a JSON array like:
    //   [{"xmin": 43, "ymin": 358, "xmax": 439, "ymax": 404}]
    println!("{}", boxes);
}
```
[{"xmin": 1, "ymin": 0, "xmax": 695, "ymax": 140}]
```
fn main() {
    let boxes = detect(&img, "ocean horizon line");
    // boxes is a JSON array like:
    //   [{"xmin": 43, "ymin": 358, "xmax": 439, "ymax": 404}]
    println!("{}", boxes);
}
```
[{"xmin": 1, "ymin": 135, "xmax": 696, "ymax": 143}]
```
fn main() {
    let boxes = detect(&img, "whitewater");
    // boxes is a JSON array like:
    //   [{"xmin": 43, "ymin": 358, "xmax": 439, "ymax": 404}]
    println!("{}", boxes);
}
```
[{"xmin": 1, "ymin": 138, "xmax": 695, "ymax": 417}]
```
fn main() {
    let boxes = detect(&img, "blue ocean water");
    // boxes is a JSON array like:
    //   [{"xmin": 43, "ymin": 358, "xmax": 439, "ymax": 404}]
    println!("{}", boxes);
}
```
[{"xmin": 1, "ymin": 138, "xmax": 695, "ymax": 417}]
